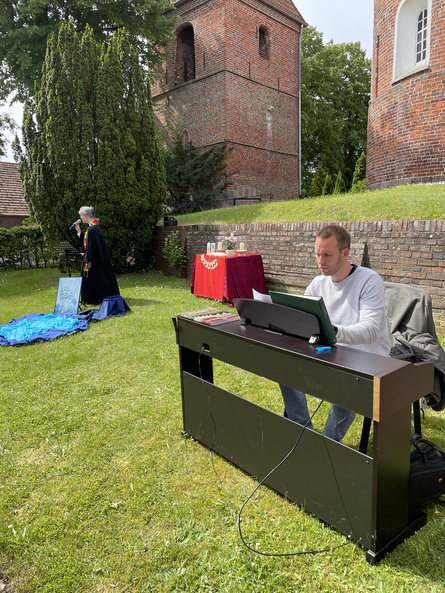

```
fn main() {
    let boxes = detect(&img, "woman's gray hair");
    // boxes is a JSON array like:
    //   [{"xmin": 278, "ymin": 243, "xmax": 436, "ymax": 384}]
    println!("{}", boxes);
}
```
[{"xmin": 79, "ymin": 206, "xmax": 96, "ymax": 218}]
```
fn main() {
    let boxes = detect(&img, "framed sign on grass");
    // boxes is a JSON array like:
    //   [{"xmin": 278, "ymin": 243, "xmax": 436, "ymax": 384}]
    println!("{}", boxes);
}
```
[{"xmin": 54, "ymin": 277, "xmax": 82, "ymax": 315}]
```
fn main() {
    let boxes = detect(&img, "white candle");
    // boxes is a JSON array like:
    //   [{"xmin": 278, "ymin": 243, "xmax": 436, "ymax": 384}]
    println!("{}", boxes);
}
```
[
  {"xmin": 239, "ymin": 242, "xmax": 245, "ymax": 251},
  {"xmin": 217, "ymin": 242, "xmax": 222, "ymax": 251}
]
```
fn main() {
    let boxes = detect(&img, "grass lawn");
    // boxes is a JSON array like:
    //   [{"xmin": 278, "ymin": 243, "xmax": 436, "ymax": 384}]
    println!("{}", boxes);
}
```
[
  {"xmin": 1, "ymin": 268, "xmax": 445, "ymax": 592},
  {"xmin": 173, "ymin": 182, "xmax": 445, "ymax": 225}
]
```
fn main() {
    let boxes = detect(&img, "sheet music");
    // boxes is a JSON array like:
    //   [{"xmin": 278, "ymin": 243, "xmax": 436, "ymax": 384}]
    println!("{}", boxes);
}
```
[{"xmin": 252, "ymin": 288, "xmax": 272, "ymax": 302}]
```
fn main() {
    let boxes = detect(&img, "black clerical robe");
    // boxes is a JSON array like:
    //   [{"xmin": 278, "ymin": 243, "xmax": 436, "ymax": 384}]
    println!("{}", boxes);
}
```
[{"xmin": 80, "ymin": 224, "xmax": 120, "ymax": 305}]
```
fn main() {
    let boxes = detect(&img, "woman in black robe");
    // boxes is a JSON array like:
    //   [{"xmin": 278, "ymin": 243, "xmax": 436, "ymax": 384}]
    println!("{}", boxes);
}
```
[{"xmin": 74, "ymin": 206, "xmax": 120, "ymax": 305}]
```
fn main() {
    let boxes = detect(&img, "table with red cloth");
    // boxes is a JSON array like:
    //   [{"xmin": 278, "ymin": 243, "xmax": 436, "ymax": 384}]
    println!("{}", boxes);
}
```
[{"xmin": 191, "ymin": 253, "xmax": 267, "ymax": 304}]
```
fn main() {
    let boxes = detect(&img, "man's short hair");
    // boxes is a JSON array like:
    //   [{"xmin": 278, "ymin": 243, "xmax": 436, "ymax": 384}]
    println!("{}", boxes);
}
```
[{"xmin": 316, "ymin": 225, "xmax": 351, "ymax": 252}]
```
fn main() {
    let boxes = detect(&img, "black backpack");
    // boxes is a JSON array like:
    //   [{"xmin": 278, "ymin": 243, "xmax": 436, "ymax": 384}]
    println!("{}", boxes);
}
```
[{"xmin": 409, "ymin": 434, "xmax": 445, "ymax": 513}]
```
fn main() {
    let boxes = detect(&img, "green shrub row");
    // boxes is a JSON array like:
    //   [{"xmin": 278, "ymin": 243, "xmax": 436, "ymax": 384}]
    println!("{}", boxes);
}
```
[{"xmin": 0, "ymin": 224, "xmax": 70, "ymax": 271}]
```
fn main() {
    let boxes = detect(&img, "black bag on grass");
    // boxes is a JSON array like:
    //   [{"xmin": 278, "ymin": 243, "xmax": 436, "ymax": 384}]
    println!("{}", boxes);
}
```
[{"xmin": 409, "ymin": 434, "xmax": 445, "ymax": 512}]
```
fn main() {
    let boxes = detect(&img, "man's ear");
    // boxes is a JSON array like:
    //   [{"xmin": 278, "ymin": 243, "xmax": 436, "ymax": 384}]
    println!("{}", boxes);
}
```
[{"xmin": 342, "ymin": 248, "xmax": 350, "ymax": 260}]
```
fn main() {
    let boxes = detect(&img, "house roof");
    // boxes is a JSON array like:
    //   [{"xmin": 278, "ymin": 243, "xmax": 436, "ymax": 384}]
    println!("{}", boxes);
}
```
[
  {"xmin": 0, "ymin": 161, "xmax": 29, "ymax": 217},
  {"xmin": 263, "ymin": 0, "xmax": 306, "ymax": 23},
  {"xmin": 172, "ymin": 0, "xmax": 307, "ymax": 25}
]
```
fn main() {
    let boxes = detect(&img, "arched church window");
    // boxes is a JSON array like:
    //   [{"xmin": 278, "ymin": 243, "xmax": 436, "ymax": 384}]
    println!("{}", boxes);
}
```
[
  {"xmin": 259, "ymin": 27, "xmax": 269, "ymax": 58},
  {"xmin": 176, "ymin": 26, "xmax": 195, "ymax": 84},
  {"xmin": 181, "ymin": 129, "xmax": 190, "ymax": 146},
  {"xmin": 416, "ymin": 9, "xmax": 428, "ymax": 63},
  {"xmin": 393, "ymin": 0, "xmax": 431, "ymax": 81}
]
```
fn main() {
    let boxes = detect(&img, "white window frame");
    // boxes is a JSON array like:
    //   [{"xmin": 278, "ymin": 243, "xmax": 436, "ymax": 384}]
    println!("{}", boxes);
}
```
[
  {"xmin": 416, "ymin": 8, "xmax": 428, "ymax": 63},
  {"xmin": 393, "ymin": 0, "xmax": 432, "ymax": 83}
]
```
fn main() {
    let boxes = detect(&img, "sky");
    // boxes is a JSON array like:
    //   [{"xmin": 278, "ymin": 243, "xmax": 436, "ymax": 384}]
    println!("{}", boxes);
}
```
[
  {"xmin": 1, "ymin": 0, "xmax": 374, "ymax": 162},
  {"xmin": 294, "ymin": 0, "xmax": 374, "ymax": 56}
]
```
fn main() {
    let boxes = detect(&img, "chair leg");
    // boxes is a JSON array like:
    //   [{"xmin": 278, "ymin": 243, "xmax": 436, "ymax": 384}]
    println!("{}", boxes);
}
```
[
  {"xmin": 359, "ymin": 416, "xmax": 372, "ymax": 454},
  {"xmin": 360, "ymin": 402, "xmax": 422, "ymax": 455},
  {"xmin": 413, "ymin": 400, "xmax": 422, "ymax": 436}
]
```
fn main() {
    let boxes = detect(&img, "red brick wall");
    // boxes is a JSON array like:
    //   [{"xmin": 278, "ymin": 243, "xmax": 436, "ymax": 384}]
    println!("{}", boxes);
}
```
[
  {"xmin": 0, "ymin": 215, "xmax": 28, "ymax": 229},
  {"xmin": 367, "ymin": 0, "xmax": 445, "ymax": 189},
  {"xmin": 155, "ymin": 219, "xmax": 445, "ymax": 331},
  {"xmin": 152, "ymin": 0, "xmax": 303, "ymax": 200}
]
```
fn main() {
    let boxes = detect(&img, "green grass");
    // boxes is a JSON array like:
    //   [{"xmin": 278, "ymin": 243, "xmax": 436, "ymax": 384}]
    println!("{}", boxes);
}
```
[
  {"xmin": 1, "ymin": 268, "xmax": 445, "ymax": 592},
  {"xmin": 173, "ymin": 183, "xmax": 445, "ymax": 225}
]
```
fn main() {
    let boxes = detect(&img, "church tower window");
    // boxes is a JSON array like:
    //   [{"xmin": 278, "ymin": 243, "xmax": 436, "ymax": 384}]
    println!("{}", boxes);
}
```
[
  {"xmin": 259, "ymin": 27, "xmax": 269, "ymax": 58},
  {"xmin": 177, "ymin": 26, "xmax": 195, "ymax": 83}
]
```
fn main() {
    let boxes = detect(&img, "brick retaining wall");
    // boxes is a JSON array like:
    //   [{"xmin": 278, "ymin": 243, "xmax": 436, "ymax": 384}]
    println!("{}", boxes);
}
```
[{"xmin": 155, "ymin": 220, "xmax": 445, "ymax": 330}]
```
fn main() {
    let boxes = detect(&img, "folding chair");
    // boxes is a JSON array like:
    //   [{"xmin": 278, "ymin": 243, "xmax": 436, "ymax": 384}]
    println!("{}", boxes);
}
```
[{"xmin": 359, "ymin": 282, "xmax": 445, "ymax": 454}]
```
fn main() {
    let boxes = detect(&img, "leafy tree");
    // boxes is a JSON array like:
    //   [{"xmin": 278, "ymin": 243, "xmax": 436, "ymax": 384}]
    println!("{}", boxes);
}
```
[
  {"xmin": 0, "ymin": 106, "xmax": 17, "ymax": 158},
  {"xmin": 333, "ymin": 171, "xmax": 347, "ymax": 194},
  {"xmin": 0, "ymin": 0, "xmax": 175, "ymax": 102},
  {"xmin": 301, "ymin": 27, "xmax": 371, "ymax": 193},
  {"xmin": 164, "ymin": 136, "xmax": 236, "ymax": 214},
  {"xmin": 21, "ymin": 23, "xmax": 166, "ymax": 271},
  {"xmin": 350, "ymin": 152, "xmax": 367, "ymax": 192}
]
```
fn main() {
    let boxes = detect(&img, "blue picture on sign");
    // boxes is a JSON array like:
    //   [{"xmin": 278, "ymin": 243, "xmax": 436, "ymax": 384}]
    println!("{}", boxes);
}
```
[{"xmin": 54, "ymin": 277, "xmax": 82, "ymax": 315}]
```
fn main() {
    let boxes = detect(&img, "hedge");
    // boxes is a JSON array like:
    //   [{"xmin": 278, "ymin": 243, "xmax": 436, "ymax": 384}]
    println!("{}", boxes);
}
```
[{"xmin": 0, "ymin": 224, "xmax": 72, "ymax": 272}]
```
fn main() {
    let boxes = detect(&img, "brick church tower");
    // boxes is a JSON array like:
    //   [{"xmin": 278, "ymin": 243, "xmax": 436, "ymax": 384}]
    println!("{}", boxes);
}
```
[
  {"xmin": 367, "ymin": 0, "xmax": 445, "ymax": 189},
  {"xmin": 152, "ymin": 0, "xmax": 306, "ymax": 201}
]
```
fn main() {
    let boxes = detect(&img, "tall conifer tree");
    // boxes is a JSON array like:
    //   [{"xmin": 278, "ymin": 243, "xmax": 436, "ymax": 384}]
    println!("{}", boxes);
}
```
[
  {"xmin": 22, "ymin": 23, "xmax": 166, "ymax": 271},
  {"xmin": 333, "ymin": 171, "xmax": 347, "ymax": 194}
]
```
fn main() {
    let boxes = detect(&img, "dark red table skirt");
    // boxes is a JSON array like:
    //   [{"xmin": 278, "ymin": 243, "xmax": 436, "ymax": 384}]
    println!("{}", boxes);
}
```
[{"xmin": 191, "ymin": 253, "xmax": 267, "ymax": 304}]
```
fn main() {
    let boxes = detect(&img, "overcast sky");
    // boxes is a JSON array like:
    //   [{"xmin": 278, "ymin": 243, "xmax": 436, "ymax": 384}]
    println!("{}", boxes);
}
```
[
  {"xmin": 1, "ymin": 0, "xmax": 375, "ymax": 162},
  {"xmin": 295, "ymin": 0, "xmax": 374, "ymax": 56}
]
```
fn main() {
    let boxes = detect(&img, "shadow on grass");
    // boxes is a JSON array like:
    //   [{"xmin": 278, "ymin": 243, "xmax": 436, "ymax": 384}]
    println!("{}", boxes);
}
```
[{"xmin": 123, "ymin": 298, "xmax": 159, "ymax": 307}]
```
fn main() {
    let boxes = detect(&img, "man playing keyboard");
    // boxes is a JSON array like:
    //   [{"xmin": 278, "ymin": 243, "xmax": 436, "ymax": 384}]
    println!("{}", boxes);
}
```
[{"xmin": 280, "ymin": 224, "xmax": 391, "ymax": 442}]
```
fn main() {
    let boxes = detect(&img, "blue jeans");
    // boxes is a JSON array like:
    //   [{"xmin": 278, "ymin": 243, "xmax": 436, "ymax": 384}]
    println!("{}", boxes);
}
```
[{"xmin": 279, "ymin": 385, "xmax": 356, "ymax": 443}]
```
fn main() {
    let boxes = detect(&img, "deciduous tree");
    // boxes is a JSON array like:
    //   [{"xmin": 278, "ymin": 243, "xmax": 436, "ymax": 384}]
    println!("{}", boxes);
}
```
[
  {"xmin": 301, "ymin": 27, "xmax": 371, "ymax": 193},
  {"xmin": 0, "ymin": 0, "xmax": 175, "ymax": 102}
]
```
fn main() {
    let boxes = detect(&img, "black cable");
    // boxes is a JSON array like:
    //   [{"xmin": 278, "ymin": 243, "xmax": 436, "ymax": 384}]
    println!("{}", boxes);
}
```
[
  {"xmin": 237, "ymin": 402, "xmax": 355, "ymax": 557},
  {"xmin": 197, "ymin": 348, "xmax": 355, "ymax": 559}
]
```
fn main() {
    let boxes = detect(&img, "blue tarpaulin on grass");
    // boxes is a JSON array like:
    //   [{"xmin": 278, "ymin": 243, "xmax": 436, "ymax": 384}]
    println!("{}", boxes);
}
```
[
  {"xmin": 0, "ymin": 313, "xmax": 88, "ymax": 346},
  {"xmin": 78, "ymin": 295, "xmax": 131, "ymax": 322},
  {"xmin": 0, "ymin": 296, "xmax": 130, "ymax": 346}
]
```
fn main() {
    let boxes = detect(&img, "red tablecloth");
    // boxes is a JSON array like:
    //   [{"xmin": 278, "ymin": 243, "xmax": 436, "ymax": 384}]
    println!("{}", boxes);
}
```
[{"xmin": 191, "ymin": 253, "xmax": 267, "ymax": 304}]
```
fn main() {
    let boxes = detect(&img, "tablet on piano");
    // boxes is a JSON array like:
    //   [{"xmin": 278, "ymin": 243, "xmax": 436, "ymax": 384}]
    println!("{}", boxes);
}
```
[{"xmin": 269, "ymin": 291, "xmax": 337, "ymax": 346}]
